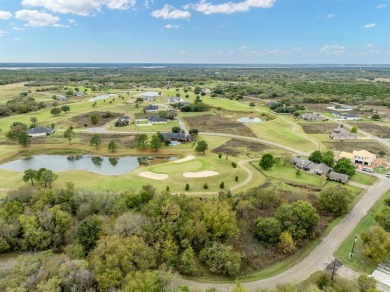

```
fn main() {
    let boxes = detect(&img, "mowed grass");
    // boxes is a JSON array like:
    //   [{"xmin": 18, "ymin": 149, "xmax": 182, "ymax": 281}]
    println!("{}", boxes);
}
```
[
  {"xmin": 252, "ymin": 163, "xmax": 325, "ymax": 187},
  {"xmin": 349, "ymin": 172, "xmax": 377, "ymax": 186},
  {"xmin": 334, "ymin": 190, "xmax": 390, "ymax": 274},
  {"xmin": 247, "ymin": 117, "xmax": 317, "ymax": 152}
]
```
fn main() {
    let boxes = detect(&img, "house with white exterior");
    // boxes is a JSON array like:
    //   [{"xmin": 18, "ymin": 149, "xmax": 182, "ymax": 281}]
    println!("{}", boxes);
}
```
[
  {"xmin": 338, "ymin": 150, "xmax": 376, "ymax": 166},
  {"xmin": 331, "ymin": 112, "xmax": 360, "ymax": 120},
  {"xmin": 167, "ymin": 97, "xmax": 184, "ymax": 104},
  {"xmin": 329, "ymin": 126, "xmax": 358, "ymax": 140},
  {"xmin": 27, "ymin": 126, "xmax": 55, "ymax": 137},
  {"xmin": 301, "ymin": 112, "xmax": 328, "ymax": 122}
]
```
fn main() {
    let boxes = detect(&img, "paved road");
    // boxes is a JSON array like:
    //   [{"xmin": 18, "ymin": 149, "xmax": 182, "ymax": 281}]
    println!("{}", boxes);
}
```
[{"xmin": 178, "ymin": 175, "xmax": 390, "ymax": 291}]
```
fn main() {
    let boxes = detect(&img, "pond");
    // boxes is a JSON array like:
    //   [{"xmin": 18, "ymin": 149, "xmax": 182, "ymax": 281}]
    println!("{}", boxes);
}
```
[
  {"xmin": 237, "ymin": 117, "xmax": 262, "ymax": 123},
  {"xmin": 0, "ymin": 155, "xmax": 140, "ymax": 175},
  {"xmin": 88, "ymin": 93, "xmax": 117, "ymax": 102}
]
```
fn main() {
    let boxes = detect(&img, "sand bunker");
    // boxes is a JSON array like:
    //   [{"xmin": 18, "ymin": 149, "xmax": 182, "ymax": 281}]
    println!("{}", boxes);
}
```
[
  {"xmin": 174, "ymin": 155, "xmax": 196, "ymax": 163},
  {"xmin": 139, "ymin": 171, "xmax": 168, "ymax": 180},
  {"xmin": 183, "ymin": 171, "xmax": 219, "ymax": 178}
]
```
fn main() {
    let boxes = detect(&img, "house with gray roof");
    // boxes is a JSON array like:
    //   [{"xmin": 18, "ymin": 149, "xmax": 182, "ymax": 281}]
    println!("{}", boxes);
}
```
[
  {"xmin": 144, "ymin": 105, "xmax": 159, "ymax": 112},
  {"xmin": 167, "ymin": 97, "xmax": 184, "ymax": 104},
  {"xmin": 301, "ymin": 113, "xmax": 328, "ymax": 122},
  {"xmin": 147, "ymin": 116, "xmax": 167, "ymax": 124},
  {"xmin": 161, "ymin": 132, "xmax": 192, "ymax": 142},
  {"xmin": 292, "ymin": 156, "xmax": 331, "ymax": 175},
  {"xmin": 27, "ymin": 126, "xmax": 55, "ymax": 137},
  {"xmin": 329, "ymin": 126, "xmax": 358, "ymax": 139},
  {"xmin": 114, "ymin": 115, "xmax": 130, "ymax": 127},
  {"xmin": 328, "ymin": 171, "xmax": 349, "ymax": 183}
]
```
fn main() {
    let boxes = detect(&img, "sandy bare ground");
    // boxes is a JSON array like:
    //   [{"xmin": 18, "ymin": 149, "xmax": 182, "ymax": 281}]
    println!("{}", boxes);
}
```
[
  {"xmin": 139, "ymin": 171, "xmax": 168, "ymax": 180},
  {"xmin": 174, "ymin": 155, "xmax": 196, "ymax": 163},
  {"xmin": 183, "ymin": 171, "xmax": 219, "ymax": 178}
]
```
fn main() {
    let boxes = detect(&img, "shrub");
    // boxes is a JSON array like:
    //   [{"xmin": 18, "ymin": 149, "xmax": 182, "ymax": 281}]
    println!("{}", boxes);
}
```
[
  {"xmin": 203, "ymin": 183, "xmax": 208, "ymax": 189},
  {"xmin": 185, "ymin": 183, "xmax": 190, "ymax": 191},
  {"xmin": 231, "ymin": 162, "xmax": 237, "ymax": 168},
  {"xmin": 235, "ymin": 176, "xmax": 238, "ymax": 182},
  {"xmin": 220, "ymin": 182, "xmax": 225, "ymax": 189}
]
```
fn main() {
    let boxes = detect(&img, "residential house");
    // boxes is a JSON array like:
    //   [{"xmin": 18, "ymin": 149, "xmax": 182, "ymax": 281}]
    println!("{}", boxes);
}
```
[
  {"xmin": 147, "ymin": 116, "xmax": 168, "ymax": 124},
  {"xmin": 201, "ymin": 88, "xmax": 212, "ymax": 94},
  {"xmin": 136, "ymin": 91, "xmax": 160, "ymax": 102},
  {"xmin": 114, "ymin": 115, "xmax": 130, "ymax": 127},
  {"xmin": 74, "ymin": 91, "xmax": 85, "ymax": 97},
  {"xmin": 27, "ymin": 126, "xmax": 55, "ymax": 137},
  {"xmin": 56, "ymin": 95, "xmax": 68, "ymax": 101},
  {"xmin": 144, "ymin": 105, "xmax": 159, "ymax": 112},
  {"xmin": 167, "ymin": 97, "xmax": 184, "ymax": 104},
  {"xmin": 329, "ymin": 126, "xmax": 358, "ymax": 139},
  {"xmin": 301, "ymin": 113, "xmax": 328, "ymax": 122},
  {"xmin": 328, "ymin": 171, "xmax": 349, "ymax": 183},
  {"xmin": 331, "ymin": 112, "xmax": 360, "ymax": 120},
  {"xmin": 338, "ymin": 150, "xmax": 376, "ymax": 166},
  {"xmin": 161, "ymin": 132, "xmax": 192, "ymax": 143},
  {"xmin": 292, "ymin": 156, "xmax": 331, "ymax": 175}
]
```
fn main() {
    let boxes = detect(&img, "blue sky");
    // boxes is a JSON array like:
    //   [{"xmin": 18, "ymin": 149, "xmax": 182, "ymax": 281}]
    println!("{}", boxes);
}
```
[{"xmin": 0, "ymin": 0, "xmax": 389, "ymax": 63}]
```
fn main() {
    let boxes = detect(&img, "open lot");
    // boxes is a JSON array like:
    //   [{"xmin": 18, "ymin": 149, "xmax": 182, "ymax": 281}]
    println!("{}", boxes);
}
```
[
  {"xmin": 212, "ymin": 138, "xmax": 270, "ymax": 157},
  {"xmin": 349, "ymin": 122, "xmax": 390, "ymax": 138},
  {"xmin": 300, "ymin": 123, "xmax": 339, "ymax": 134},
  {"xmin": 183, "ymin": 113, "xmax": 256, "ymax": 137},
  {"xmin": 325, "ymin": 141, "xmax": 388, "ymax": 154}
]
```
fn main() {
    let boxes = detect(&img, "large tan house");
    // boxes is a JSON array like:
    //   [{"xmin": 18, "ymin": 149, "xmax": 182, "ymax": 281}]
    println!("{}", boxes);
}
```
[{"xmin": 338, "ymin": 150, "xmax": 376, "ymax": 166}]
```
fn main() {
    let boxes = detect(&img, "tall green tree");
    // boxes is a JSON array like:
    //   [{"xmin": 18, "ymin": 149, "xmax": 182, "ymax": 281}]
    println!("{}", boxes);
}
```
[
  {"xmin": 90, "ymin": 134, "xmax": 101, "ymax": 149},
  {"xmin": 275, "ymin": 200, "xmax": 320, "ymax": 240},
  {"xmin": 40, "ymin": 169, "xmax": 58, "ymax": 189},
  {"xmin": 63, "ymin": 127, "xmax": 75, "ymax": 145},
  {"xmin": 61, "ymin": 105, "xmax": 70, "ymax": 113},
  {"xmin": 137, "ymin": 134, "xmax": 148, "ymax": 149},
  {"xmin": 319, "ymin": 186, "xmax": 352, "ymax": 217},
  {"xmin": 333, "ymin": 158, "xmax": 356, "ymax": 176},
  {"xmin": 23, "ymin": 169, "xmax": 38, "ymax": 186},
  {"xmin": 195, "ymin": 140, "xmax": 208, "ymax": 155},
  {"xmin": 361, "ymin": 226, "xmax": 390, "ymax": 264},
  {"xmin": 77, "ymin": 217, "xmax": 102, "ymax": 255},
  {"xmin": 308, "ymin": 150, "xmax": 322, "ymax": 163},
  {"xmin": 321, "ymin": 150, "xmax": 335, "ymax": 167},
  {"xmin": 375, "ymin": 206, "xmax": 390, "ymax": 232},
  {"xmin": 150, "ymin": 134, "xmax": 162, "ymax": 151},
  {"xmin": 259, "ymin": 153, "xmax": 275, "ymax": 170},
  {"xmin": 107, "ymin": 140, "xmax": 117, "ymax": 153},
  {"xmin": 50, "ymin": 107, "xmax": 61, "ymax": 116},
  {"xmin": 17, "ymin": 131, "xmax": 31, "ymax": 147}
]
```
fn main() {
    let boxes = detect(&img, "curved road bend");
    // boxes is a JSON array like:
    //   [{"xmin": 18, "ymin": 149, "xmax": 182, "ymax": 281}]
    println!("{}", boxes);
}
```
[{"xmin": 178, "ymin": 176, "xmax": 389, "ymax": 291}]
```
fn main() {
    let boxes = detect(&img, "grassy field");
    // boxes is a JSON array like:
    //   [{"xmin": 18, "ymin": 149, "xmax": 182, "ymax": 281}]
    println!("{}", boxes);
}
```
[
  {"xmin": 335, "ymin": 190, "xmax": 390, "ymax": 274},
  {"xmin": 349, "ymin": 172, "xmax": 377, "ymax": 186}
]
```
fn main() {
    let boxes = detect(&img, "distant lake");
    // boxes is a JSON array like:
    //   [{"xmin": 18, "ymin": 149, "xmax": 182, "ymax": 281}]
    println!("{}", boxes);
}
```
[
  {"xmin": 0, "ymin": 155, "xmax": 140, "ymax": 175},
  {"xmin": 88, "ymin": 94, "xmax": 117, "ymax": 102}
]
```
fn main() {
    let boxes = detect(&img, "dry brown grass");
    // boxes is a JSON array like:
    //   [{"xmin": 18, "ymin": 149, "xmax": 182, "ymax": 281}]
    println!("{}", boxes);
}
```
[
  {"xmin": 183, "ymin": 113, "xmax": 256, "ymax": 137},
  {"xmin": 212, "ymin": 138, "xmax": 270, "ymax": 157},
  {"xmin": 300, "ymin": 123, "xmax": 339, "ymax": 134},
  {"xmin": 349, "ymin": 122, "xmax": 390, "ymax": 138},
  {"xmin": 325, "ymin": 141, "xmax": 388, "ymax": 154}
]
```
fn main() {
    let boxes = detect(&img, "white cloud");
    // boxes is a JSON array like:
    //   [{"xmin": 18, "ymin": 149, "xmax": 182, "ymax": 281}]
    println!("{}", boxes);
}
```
[
  {"xmin": 15, "ymin": 37, "xmax": 21, "ymax": 41},
  {"xmin": 21, "ymin": 0, "xmax": 136, "ymax": 16},
  {"xmin": 324, "ymin": 13, "xmax": 335, "ymax": 18},
  {"xmin": 190, "ymin": 0, "xmax": 275, "ymax": 15},
  {"xmin": 15, "ymin": 10, "xmax": 60, "ymax": 27},
  {"xmin": 0, "ymin": 29, "xmax": 8, "ymax": 37},
  {"xmin": 0, "ymin": 11, "xmax": 13, "ymax": 19},
  {"xmin": 164, "ymin": 24, "xmax": 180, "ymax": 29},
  {"xmin": 377, "ymin": 4, "xmax": 386, "ymax": 9},
  {"xmin": 363, "ymin": 23, "xmax": 376, "ymax": 29},
  {"xmin": 67, "ymin": 19, "xmax": 75, "ymax": 24},
  {"xmin": 151, "ymin": 5, "xmax": 191, "ymax": 19},
  {"xmin": 12, "ymin": 27, "xmax": 26, "ymax": 31},
  {"xmin": 364, "ymin": 44, "xmax": 380, "ymax": 54},
  {"xmin": 320, "ymin": 45, "xmax": 346, "ymax": 55}
]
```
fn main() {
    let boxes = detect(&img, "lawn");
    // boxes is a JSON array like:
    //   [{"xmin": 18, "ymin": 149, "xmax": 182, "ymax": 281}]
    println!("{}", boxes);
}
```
[
  {"xmin": 349, "ymin": 172, "xmax": 377, "ymax": 186},
  {"xmin": 252, "ymin": 163, "xmax": 326, "ymax": 187},
  {"xmin": 247, "ymin": 117, "xmax": 318, "ymax": 152},
  {"xmin": 334, "ymin": 190, "xmax": 390, "ymax": 274}
]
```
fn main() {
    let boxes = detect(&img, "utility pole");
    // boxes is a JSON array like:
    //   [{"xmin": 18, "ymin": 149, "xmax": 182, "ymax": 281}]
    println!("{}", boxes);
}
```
[
  {"xmin": 349, "ymin": 234, "xmax": 358, "ymax": 259},
  {"xmin": 331, "ymin": 257, "xmax": 337, "ymax": 280}
]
